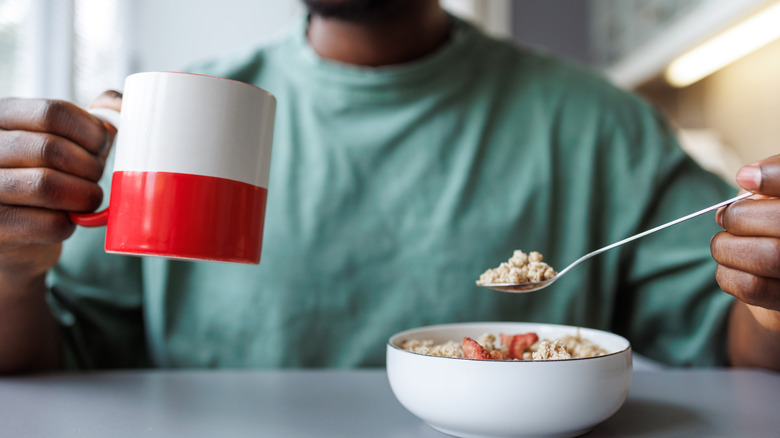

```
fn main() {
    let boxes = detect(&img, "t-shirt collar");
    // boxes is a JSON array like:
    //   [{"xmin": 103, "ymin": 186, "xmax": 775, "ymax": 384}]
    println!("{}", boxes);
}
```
[{"xmin": 282, "ymin": 13, "xmax": 479, "ymax": 94}]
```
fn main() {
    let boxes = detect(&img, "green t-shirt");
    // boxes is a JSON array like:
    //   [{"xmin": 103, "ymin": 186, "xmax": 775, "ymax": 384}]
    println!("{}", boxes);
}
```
[{"xmin": 48, "ymin": 17, "xmax": 735, "ymax": 369}]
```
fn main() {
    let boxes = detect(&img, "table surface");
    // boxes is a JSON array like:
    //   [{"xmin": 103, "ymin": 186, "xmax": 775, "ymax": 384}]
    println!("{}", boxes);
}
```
[{"xmin": 1, "ymin": 367, "xmax": 779, "ymax": 438}]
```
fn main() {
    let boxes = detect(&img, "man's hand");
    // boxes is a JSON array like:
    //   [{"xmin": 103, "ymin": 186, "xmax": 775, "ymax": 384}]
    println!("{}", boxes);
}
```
[
  {"xmin": 0, "ymin": 92, "xmax": 121, "ymax": 373},
  {"xmin": 0, "ymin": 93, "xmax": 120, "ymax": 277},
  {"xmin": 712, "ymin": 155, "xmax": 780, "ymax": 369}
]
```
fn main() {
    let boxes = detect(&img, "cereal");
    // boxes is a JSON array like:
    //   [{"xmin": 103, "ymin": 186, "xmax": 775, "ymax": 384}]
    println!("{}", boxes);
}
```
[
  {"xmin": 476, "ymin": 250, "xmax": 556, "ymax": 285},
  {"xmin": 401, "ymin": 339, "xmax": 464, "ymax": 358},
  {"xmin": 558, "ymin": 334, "xmax": 607, "ymax": 358},
  {"xmin": 476, "ymin": 333, "xmax": 497, "ymax": 352},
  {"xmin": 401, "ymin": 331, "xmax": 606, "ymax": 361},
  {"xmin": 531, "ymin": 340, "xmax": 570, "ymax": 360}
]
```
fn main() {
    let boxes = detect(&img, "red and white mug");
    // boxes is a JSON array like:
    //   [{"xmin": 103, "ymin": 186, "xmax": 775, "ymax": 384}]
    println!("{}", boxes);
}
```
[{"xmin": 69, "ymin": 71, "xmax": 276, "ymax": 264}]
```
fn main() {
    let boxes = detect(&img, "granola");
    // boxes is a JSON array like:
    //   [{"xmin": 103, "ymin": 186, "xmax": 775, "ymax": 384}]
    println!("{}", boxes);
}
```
[
  {"xmin": 401, "ymin": 331, "xmax": 606, "ymax": 361},
  {"xmin": 476, "ymin": 250, "xmax": 556, "ymax": 285}
]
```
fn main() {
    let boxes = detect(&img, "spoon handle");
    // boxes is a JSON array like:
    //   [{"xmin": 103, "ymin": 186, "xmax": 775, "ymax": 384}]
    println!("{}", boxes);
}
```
[{"xmin": 557, "ymin": 191, "xmax": 753, "ymax": 277}]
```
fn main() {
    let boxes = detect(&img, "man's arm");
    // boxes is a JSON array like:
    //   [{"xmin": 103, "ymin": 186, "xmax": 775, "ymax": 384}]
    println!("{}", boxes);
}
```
[
  {"xmin": 712, "ymin": 155, "xmax": 780, "ymax": 371},
  {"xmin": 727, "ymin": 301, "xmax": 780, "ymax": 370},
  {"xmin": 0, "ymin": 260, "xmax": 61, "ymax": 372}
]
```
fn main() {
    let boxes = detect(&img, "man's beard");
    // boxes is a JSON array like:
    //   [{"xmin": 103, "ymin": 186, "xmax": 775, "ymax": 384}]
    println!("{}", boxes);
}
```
[{"xmin": 302, "ymin": 0, "xmax": 415, "ymax": 21}]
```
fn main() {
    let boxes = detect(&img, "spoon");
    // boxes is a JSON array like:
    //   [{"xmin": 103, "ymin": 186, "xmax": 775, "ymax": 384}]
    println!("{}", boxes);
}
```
[{"xmin": 479, "ymin": 191, "xmax": 753, "ymax": 293}]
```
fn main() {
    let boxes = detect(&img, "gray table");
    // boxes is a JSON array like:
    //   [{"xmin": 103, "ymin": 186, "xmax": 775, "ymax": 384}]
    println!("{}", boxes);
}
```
[{"xmin": 1, "ymin": 368, "xmax": 778, "ymax": 437}]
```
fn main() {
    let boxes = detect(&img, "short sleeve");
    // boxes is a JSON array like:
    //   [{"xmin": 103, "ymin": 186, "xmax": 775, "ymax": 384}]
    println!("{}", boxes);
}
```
[{"xmin": 611, "ymin": 112, "xmax": 736, "ymax": 367}]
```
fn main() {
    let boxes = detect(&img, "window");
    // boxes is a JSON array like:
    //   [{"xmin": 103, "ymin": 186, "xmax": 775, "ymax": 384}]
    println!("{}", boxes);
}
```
[{"xmin": 0, "ymin": 0, "xmax": 132, "ymax": 106}]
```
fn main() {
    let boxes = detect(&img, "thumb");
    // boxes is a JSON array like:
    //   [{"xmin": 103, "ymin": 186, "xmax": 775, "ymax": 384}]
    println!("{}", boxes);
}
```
[
  {"xmin": 87, "ymin": 90, "xmax": 122, "ymax": 158},
  {"xmin": 735, "ymin": 154, "xmax": 780, "ymax": 197},
  {"xmin": 88, "ymin": 89, "xmax": 123, "ymax": 112}
]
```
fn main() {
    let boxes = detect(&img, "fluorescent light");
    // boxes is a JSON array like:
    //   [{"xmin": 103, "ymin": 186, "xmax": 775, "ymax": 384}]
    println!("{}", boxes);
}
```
[{"xmin": 665, "ymin": 1, "xmax": 780, "ymax": 87}]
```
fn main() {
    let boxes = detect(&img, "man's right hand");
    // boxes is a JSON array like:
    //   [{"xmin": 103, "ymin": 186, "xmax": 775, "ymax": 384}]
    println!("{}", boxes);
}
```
[
  {"xmin": 0, "ymin": 92, "xmax": 121, "ymax": 373},
  {"xmin": 0, "ymin": 93, "xmax": 121, "ymax": 278}
]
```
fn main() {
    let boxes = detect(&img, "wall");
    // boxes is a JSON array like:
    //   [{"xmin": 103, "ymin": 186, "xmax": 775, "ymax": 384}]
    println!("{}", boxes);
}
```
[
  {"xmin": 511, "ymin": 0, "xmax": 592, "ymax": 66},
  {"xmin": 641, "ymin": 36, "xmax": 780, "ymax": 169},
  {"xmin": 694, "ymin": 37, "xmax": 780, "ymax": 164},
  {"xmin": 133, "ymin": 0, "xmax": 304, "ymax": 72}
]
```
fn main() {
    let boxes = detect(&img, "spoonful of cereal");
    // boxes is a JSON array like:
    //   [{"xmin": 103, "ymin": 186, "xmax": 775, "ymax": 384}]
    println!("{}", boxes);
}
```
[{"xmin": 477, "ymin": 192, "xmax": 752, "ymax": 293}]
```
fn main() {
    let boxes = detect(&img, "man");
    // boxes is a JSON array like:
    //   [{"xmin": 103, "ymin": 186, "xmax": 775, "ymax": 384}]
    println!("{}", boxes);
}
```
[{"xmin": 0, "ymin": 0, "xmax": 778, "ymax": 372}]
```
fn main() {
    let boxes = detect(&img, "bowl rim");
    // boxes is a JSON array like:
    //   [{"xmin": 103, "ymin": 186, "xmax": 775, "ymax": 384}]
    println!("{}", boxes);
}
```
[{"xmin": 387, "ymin": 321, "xmax": 632, "ymax": 363}]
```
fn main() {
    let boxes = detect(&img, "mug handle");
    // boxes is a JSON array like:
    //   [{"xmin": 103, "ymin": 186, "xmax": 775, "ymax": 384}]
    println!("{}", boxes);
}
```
[{"xmin": 68, "ymin": 107, "xmax": 121, "ymax": 227}]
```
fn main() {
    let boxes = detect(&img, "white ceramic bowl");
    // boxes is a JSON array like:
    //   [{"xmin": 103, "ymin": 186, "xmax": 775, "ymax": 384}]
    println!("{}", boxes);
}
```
[{"xmin": 386, "ymin": 322, "xmax": 632, "ymax": 438}]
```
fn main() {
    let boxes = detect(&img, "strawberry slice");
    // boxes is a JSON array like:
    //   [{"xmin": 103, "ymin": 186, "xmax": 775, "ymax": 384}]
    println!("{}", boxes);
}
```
[
  {"xmin": 500, "ymin": 332, "xmax": 539, "ymax": 360},
  {"xmin": 462, "ymin": 337, "xmax": 491, "ymax": 360}
]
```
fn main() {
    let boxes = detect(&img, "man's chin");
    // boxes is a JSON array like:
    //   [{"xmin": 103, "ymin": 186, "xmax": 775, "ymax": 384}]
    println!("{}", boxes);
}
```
[{"xmin": 303, "ymin": 0, "xmax": 409, "ymax": 21}]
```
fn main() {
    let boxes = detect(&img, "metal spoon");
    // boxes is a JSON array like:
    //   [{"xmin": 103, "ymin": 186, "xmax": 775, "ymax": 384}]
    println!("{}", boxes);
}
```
[{"xmin": 479, "ymin": 191, "xmax": 753, "ymax": 293}]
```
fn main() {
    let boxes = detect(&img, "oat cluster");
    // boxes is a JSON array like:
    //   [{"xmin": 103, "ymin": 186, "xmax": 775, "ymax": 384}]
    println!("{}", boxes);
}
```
[
  {"xmin": 530, "ymin": 339, "xmax": 571, "ymax": 360},
  {"xmin": 476, "ymin": 250, "xmax": 557, "ymax": 285}
]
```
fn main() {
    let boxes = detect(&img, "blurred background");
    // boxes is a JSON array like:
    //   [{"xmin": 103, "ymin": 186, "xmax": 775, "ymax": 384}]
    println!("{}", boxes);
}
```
[{"xmin": 2, "ymin": 0, "xmax": 779, "ymax": 184}]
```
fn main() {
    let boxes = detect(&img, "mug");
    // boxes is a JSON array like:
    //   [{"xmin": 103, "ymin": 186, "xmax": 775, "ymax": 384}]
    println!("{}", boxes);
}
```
[{"xmin": 69, "ymin": 71, "xmax": 276, "ymax": 264}]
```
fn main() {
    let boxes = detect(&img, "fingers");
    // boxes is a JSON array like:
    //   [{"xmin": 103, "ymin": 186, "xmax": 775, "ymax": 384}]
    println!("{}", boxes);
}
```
[
  {"xmin": 736, "ymin": 154, "xmax": 780, "ymax": 197},
  {"xmin": 0, "ymin": 97, "xmax": 111, "ymax": 155},
  {"xmin": 0, "ymin": 206, "xmax": 76, "ymax": 247},
  {"xmin": 0, "ymin": 95, "xmax": 115, "ymax": 266},
  {"xmin": 715, "ymin": 264, "xmax": 780, "ymax": 311},
  {"xmin": 711, "ymin": 231, "xmax": 780, "ymax": 280},
  {"xmin": 87, "ymin": 91, "xmax": 122, "ymax": 159},
  {"xmin": 715, "ymin": 154, "xmax": 780, "ymax": 313},
  {"xmin": 715, "ymin": 157, "xmax": 780, "ymax": 313},
  {"xmin": 720, "ymin": 198, "xmax": 780, "ymax": 237},
  {"xmin": 0, "ymin": 130, "xmax": 105, "ymax": 181},
  {"xmin": 0, "ymin": 168, "xmax": 103, "ymax": 212}
]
